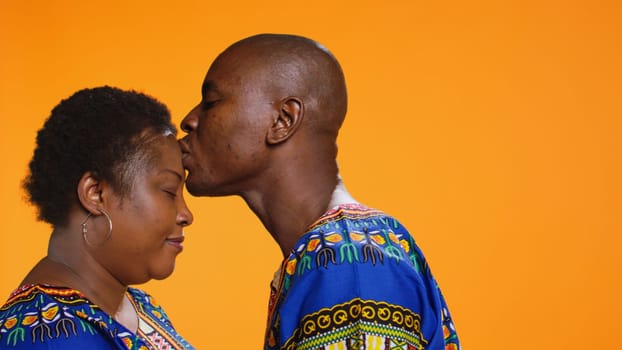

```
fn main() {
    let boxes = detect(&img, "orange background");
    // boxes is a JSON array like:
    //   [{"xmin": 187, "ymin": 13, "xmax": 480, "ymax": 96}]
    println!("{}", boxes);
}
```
[{"xmin": 1, "ymin": 0, "xmax": 620, "ymax": 349}]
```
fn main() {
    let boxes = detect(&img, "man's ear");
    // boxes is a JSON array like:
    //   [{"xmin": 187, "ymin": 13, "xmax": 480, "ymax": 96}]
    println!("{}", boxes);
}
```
[
  {"xmin": 77, "ymin": 171, "xmax": 106, "ymax": 215},
  {"xmin": 266, "ymin": 97, "xmax": 304, "ymax": 145}
]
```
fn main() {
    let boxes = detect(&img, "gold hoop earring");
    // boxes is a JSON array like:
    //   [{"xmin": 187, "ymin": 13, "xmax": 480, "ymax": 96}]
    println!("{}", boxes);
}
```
[{"xmin": 81, "ymin": 209, "xmax": 113, "ymax": 247}]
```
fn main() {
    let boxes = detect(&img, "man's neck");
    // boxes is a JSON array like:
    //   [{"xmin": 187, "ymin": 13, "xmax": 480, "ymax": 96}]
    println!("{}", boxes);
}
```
[
  {"xmin": 242, "ymin": 172, "xmax": 357, "ymax": 257},
  {"xmin": 327, "ymin": 174, "xmax": 359, "ymax": 210}
]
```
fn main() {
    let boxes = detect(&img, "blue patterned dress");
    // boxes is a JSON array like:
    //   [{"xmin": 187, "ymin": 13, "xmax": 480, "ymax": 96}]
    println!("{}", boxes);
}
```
[
  {"xmin": 0, "ymin": 284, "xmax": 194, "ymax": 349},
  {"xmin": 264, "ymin": 204, "xmax": 460, "ymax": 350}
]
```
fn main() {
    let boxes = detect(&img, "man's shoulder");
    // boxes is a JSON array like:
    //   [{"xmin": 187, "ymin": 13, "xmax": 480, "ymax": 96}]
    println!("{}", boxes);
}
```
[
  {"xmin": 310, "ymin": 203, "xmax": 389, "ymax": 226},
  {"xmin": 283, "ymin": 204, "xmax": 421, "ymax": 279},
  {"xmin": 306, "ymin": 203, "xmax": 410, "ymax": 236}
]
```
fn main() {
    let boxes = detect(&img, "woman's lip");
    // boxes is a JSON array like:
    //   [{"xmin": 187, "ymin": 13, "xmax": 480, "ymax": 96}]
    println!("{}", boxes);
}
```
[{"xmin": 166, "ymin": 236, "xmax": 185, "ymax": 250}]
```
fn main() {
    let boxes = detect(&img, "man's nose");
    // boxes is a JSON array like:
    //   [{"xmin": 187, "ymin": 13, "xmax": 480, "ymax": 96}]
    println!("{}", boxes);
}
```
[{"xmin": 180, "ymin": 105, "xmax": 199, "ymax": 133}]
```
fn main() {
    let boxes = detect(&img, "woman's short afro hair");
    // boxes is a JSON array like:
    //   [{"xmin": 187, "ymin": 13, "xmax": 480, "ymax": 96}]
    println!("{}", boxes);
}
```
[{"xmin": 23, "ymin": 86, "xmax": 176, "ymax": 227}]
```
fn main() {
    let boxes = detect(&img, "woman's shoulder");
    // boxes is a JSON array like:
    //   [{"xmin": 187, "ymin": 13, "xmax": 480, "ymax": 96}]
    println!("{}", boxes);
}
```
[
  {"xmin": 1, "ymin": 284, "xmax": 89, "ymax": 313},
  {"xmin": 0, "ymin": 284, "xmax": 115, "ymax": 349}
]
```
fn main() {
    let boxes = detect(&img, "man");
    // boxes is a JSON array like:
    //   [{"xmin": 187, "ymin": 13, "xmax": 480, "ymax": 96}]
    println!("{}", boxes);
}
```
[{"xmin": 179, "ymin": 34, "xmax": 459, "ymax": 350}]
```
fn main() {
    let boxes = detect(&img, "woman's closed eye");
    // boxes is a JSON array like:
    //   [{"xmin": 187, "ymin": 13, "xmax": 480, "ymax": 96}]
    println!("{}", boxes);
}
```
[{"xmin": 162, "ymin": 187, "xmax": 179, "ymax": 199}]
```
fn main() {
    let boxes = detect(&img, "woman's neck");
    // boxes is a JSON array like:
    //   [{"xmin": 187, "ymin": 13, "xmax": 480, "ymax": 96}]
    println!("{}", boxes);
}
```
[{"xmin": 23, "ymin": 229, "xmax": 129, "ymax": 321}]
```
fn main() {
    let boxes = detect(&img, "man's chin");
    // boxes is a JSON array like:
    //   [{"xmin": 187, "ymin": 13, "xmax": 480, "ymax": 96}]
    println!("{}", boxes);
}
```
[
  {"xmin": 184, "ymin": 180, "xmax": 209, "ymax": 197},
  {"xmin": 184, "ymin": 178, "xmax": 227, "ymax": 197}
]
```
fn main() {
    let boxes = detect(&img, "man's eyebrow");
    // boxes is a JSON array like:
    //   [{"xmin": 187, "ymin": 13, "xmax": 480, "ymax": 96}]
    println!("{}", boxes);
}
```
[{"xmin": 201, "ymin": 81, "xmax": 216, "ymax": 99}]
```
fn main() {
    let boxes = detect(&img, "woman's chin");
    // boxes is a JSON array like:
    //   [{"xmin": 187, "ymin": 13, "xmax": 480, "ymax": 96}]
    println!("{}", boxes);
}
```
[{"xmin": 152, "ymin": 266, "xmax": 176, "ymax": 281}]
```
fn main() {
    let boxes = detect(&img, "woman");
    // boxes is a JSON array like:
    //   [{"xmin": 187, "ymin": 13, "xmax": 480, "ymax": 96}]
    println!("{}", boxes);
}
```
[{"xmin": 0, "ymin": 86, "xmax": 194, "ymax": 349}]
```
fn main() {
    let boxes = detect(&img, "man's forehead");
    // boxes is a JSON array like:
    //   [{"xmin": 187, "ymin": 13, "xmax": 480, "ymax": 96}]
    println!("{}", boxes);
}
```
[
  {"xmin": 203, "ymin": 57, "xmax": 268, "ymax": 97},
  {"xmin": 212, "ymin": 45, "xmax": 270, "ymax": 75}
]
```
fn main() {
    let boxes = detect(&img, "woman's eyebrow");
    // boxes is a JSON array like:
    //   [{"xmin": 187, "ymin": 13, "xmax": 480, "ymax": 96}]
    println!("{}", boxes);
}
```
[{"xmin": 159, "ymin": 168, "xmax": 183, "ymax": 181}]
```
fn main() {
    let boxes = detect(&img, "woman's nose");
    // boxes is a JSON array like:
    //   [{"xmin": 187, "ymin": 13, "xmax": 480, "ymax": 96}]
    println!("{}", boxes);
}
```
[{"xmin": 178, "ymin": 199, "xmax": 194, "ymax": 227}]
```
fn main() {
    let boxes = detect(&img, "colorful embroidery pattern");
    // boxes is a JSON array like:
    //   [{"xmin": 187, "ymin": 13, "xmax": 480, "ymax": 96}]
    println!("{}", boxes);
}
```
[
  {"xmin": 130, "ymin": 289, "xmax": 194, "ymax": 350},
  {"xmin": 280, "ymin": 206, "xmax": 426, "ymax": 290},
  {"xmin": 285, "ymin": 298, "xmax": 428, "ymax": 350},
  {"xmin": 0, "ymin": 285, "xmax": 193, "ymax": 349},
  {"xmin": 265, "ymin": 204, "xmax": 460, "ymax": 350}
]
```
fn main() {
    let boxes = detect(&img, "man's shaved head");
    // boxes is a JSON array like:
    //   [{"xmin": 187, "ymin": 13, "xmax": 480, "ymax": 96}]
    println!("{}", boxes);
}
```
[
  {"xmin": 180, "ymin": 33, "xmax": 347, "ymax": 198},
  {"xmin": 213, "ymin": 33, "xmax": 348, "ymax": 138}
]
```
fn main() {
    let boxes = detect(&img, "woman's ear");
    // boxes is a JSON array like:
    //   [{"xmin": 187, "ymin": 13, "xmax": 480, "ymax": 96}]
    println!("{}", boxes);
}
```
[
  {"xmin": 76, "ymin": 171, "xmax": 105, "ymax": 215},
  {"xmin": 266, "ymin": 97, "xmax": 304, "ymax": 145}
]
